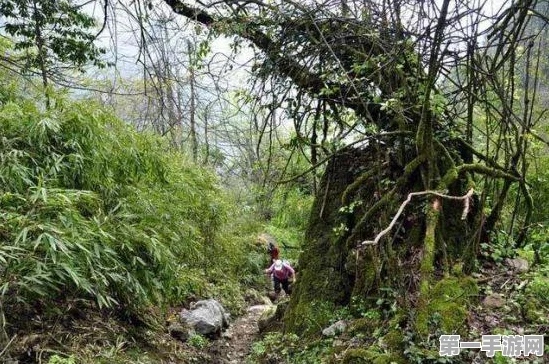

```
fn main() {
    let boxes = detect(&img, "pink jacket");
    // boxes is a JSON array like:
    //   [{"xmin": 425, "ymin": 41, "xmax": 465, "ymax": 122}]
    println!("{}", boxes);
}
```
[{"xmin": 266, "ymin": 262, "xmax": 295, "ymax": 280}]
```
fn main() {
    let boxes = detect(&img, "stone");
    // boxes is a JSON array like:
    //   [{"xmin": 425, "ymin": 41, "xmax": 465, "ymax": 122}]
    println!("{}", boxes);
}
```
[
  {"xmin": 505, "ymin": 258, "xmax": 529, "ymax": 273},
  {"xmin": 247, "ymin": 304, "xmax": 272, "ymax": 313},
  {"xmin": 258, "ymin": 301, "xmax": 288, "ymax": 333},
  {"xmin": 483, "ymin": 293, "xmax": 506, "ymax": 309},
  {"xmin": 267, "ymin": 291, "xmax": 278, "ymax": 302},
  {"xmin": 257, "ymin": 306, "xmax": 277, "ymax": 332},
  {"xmin": 168, "ymin": 321, "xmax": 193, "ymax": 342},
  {"xmin": 322, "ymin": 320, "xmax": 347, "ymax": 337},
  {"xmin": 179, "ymin": 299, "xmax": 230, "ymax": 337}
]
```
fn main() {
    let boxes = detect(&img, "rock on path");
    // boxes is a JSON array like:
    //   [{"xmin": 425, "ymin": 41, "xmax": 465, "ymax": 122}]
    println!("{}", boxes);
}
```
[{"xmin": 209, "ymin": 304, "xmax": 272, "ymax": 364}]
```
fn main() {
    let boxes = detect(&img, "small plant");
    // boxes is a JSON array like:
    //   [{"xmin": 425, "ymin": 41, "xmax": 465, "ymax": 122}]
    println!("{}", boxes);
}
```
[
  {"xmin": 47, "ymin": 355, "xmax": 77, "ymax": 364},
  {"xmin": 188, "ymin": 334, "xmax": 209, "ymax": 349},
  {"xmin": 339, "ymin": 200, "xmax": 363, "ymax": 214},
  {"xmin": 351, "ymin": 296, "xmax": 380, "ymax": 319},
  {"xmin": 249, "ymin": 333, "xmax": 330, "ymax": 364},
  {"xmin": 251, "ymin": 340, "xmax": 267, "ymax": 356},
  {"xmin": 333, "ymin": 222, "xmax": 349, "ymax": 236},
  {"xmin": 480, "ymin": 230, "xmax": 515, "ymax": 263}
]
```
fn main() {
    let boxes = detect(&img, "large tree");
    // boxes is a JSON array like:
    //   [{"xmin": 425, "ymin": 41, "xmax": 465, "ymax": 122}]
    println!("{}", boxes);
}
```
[{"xmin": 158, "ymin": 0, "xmax": 545, "ymax": 337}]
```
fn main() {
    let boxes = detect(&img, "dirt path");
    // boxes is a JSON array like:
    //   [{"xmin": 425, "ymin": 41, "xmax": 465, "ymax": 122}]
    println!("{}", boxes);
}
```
[{"xmin": 208, "ymin": 304, "xmax": 272, "ymax": 363}]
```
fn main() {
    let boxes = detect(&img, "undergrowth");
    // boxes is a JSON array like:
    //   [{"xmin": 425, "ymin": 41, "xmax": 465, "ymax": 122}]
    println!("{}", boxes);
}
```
[{"xmin": 0, "ymin": 82, "xmax": 265, "ymax": 361}]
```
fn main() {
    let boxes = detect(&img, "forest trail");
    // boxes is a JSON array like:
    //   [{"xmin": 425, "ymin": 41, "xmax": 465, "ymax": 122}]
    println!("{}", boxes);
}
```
[{"xmin": 209, "ymin": 304, "xmax": 272, "ymax": 363}]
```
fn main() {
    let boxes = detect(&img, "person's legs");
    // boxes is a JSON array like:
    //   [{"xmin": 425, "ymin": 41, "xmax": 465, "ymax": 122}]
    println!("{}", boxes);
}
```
[
  {"xmin": 281, "ymin": 279, "xmax": 291, "ymax": 295},
  {"xmin": 273, "ymin": 277, "xmax": 282, "ymax": 294}
]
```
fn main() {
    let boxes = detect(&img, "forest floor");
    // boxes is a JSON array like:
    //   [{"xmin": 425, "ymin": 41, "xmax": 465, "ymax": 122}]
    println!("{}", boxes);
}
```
[
  {"xmin": 208, "ymin": 304, "xmax": 272, "ymax": 364},
  {"xmin": 5, "ymin": 292, "xmax": 273, "ymax": 364}
]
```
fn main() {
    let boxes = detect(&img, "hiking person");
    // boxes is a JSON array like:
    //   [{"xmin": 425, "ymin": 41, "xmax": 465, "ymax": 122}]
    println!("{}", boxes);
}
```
[
  {"xmin": 265, "ymin": 259, "xmax": 295, "ymax": 296},
  {"xmin": 267, "ymin": 241, "xmax": 280, "ymax": 264}
]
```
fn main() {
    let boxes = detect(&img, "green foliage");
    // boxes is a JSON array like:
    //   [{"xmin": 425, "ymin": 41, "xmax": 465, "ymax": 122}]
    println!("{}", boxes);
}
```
[
  {"xmin": 415, "ymin": 277, "xmax": 478, "ymax": 338},
  {"xmin": 525, "ymin": 276, "xmax": 549, "ymax": 306},
  {"xmin": 188, "ymin": 334, "xmax": 208, "ymax": 349},
  {"xmin": 0, "ymin": 0, "xmax": 106, "ymax": 72},
  {"xmin": 249, "ymin": 332, "xmax": 334, "ymax": 364},
  {"xmin": 259, "ymin": 186, "xmax": 313, "ymax": 263},
  {"xmin": 524, "ymin": 225, "xmax": 549, "ymax": 263},
  {"xmin": 270, "ymin": 187, "xmax": 313, "ymax": 232},
  {"xmin": 0, "ymin": 88, "xmax": 234, "ymax": 314},
  {"xmin": 47, "ymin": 355, "xmax": 76, "ymax": 364},
  {"xmin": 480, "ymin": 230, "xmax": 515, "ymax": 263},
  {"xmin": 350, "ymin": 296, "xmax": 382, "ymax": 320}
]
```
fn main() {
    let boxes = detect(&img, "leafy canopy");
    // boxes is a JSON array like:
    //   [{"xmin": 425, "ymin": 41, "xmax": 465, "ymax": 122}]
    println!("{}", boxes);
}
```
[{"xmin": 0, "ymin": 0, "xmax": 106, "ymax": 73}]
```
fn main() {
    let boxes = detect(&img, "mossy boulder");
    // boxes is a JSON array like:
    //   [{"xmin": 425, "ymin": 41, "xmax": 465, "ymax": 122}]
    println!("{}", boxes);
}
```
[
  {"xmin": 415, "ymin": 276, "xmax": 478, "ymax": 337},
  {"xmin": 258, "ymin": 306, "xmax": 277, "ymax": 333}
]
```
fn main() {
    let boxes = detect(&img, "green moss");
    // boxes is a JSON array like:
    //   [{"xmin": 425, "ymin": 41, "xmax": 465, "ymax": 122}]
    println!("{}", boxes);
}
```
[
  {"xmin": 341, "ymin": 169, "xmax": 377, "ymax": 205},
  {"xmin": 350, "ymin": 246, "xmax": 380, "ymax": 296},
  {"xmin": 420, "ymin": 208, "xmax": 439, "ymax": 278},
  {"xmin": 384, "ymin": 329, "xmax": 405, "ymax": 351},
  {"xmin": 285, "ymin": 300, "xmax": 343, "ymax": 337},
  {"xmin": 523, "ymin": 299, "xmax": 547, "ymax": 323},
  {"xmin": 341, "ymin": 348, "xmax": 370, "ymax": 364},
  {"xmin": 371, "ymin": 354, "xmax": 407, "ymax": 364},
  {"xmin": 439, "ymin": 167, "xmax": 459, "ymax": 188},
  {"xmin": 526, "ymin": 276, "xmax": 549, "ymax": 304},
  {"xmin": 451, "ymin": 261, "xmax": 464, "ymax": 276},
  {"xmin": 431, "ymin": 276, "xmax": 478, "ymax": 299},
  {"xmin": 348, "ymin": 317, "xmax": 380, "ymax": 335},
  {"xmin": 404, "ymin": 155, "xmax": 425, "ymax": 175},
  {"xmin": 517, "ymin": 249, "xmax": 535, "ymax": 265},
  {"xmin": 415, "ymin": 277, "xmax": 478, "ymax": 337},
  {"xmin": 342, "ymin": 348, "xmax": 406, "ymax": 364}
]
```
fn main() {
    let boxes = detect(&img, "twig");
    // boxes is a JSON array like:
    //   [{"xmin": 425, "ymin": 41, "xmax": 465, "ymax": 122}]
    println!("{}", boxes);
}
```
[
  {"xmin": 500, "ymin": 278, "xmax": 511, "ymax": 289},
  {"xmin": 0, "ymin": 334, "xmax": 17, "ymax": 358},
  {"xmin": 319, "ymin": 173, "xmax": 331, "ymax": 219},
  {"xmin": 357, "ymin": 188, "xmax": 474, "ymax": 248}
]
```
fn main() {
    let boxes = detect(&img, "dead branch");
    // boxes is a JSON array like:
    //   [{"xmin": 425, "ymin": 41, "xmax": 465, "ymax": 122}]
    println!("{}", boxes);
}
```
[{"xmin": 357, "ymin": 188, "xmax": 474, "ymax": 248}]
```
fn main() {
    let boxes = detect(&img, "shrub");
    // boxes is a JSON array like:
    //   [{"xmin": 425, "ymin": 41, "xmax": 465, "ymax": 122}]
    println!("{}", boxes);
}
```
[{"xmin": 0, "ymin": 91, "xmax": 229, "ymax": 315}]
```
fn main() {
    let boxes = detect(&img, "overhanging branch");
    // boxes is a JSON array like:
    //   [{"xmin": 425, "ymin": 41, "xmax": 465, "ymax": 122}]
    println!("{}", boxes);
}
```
[{"xmin": 163, "ymin": 0, "xmax": 378, "ymax": 118}]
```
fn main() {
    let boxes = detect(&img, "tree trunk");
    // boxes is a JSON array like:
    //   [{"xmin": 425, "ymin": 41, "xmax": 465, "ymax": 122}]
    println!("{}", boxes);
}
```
[
  {"xmin": 32, "ymin": 0, "xmax": 50, "ymax": 109},
  {"xmin": 187, "ymin": 41, "xmax": 198, "ymax": 163},
  {"xmin": 285, "ymin": 146, "xmax": 479, "ymax": 336},
  {"xmin": 204, "ymin": 110, "xmax": 210, "ymax": 165}
]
